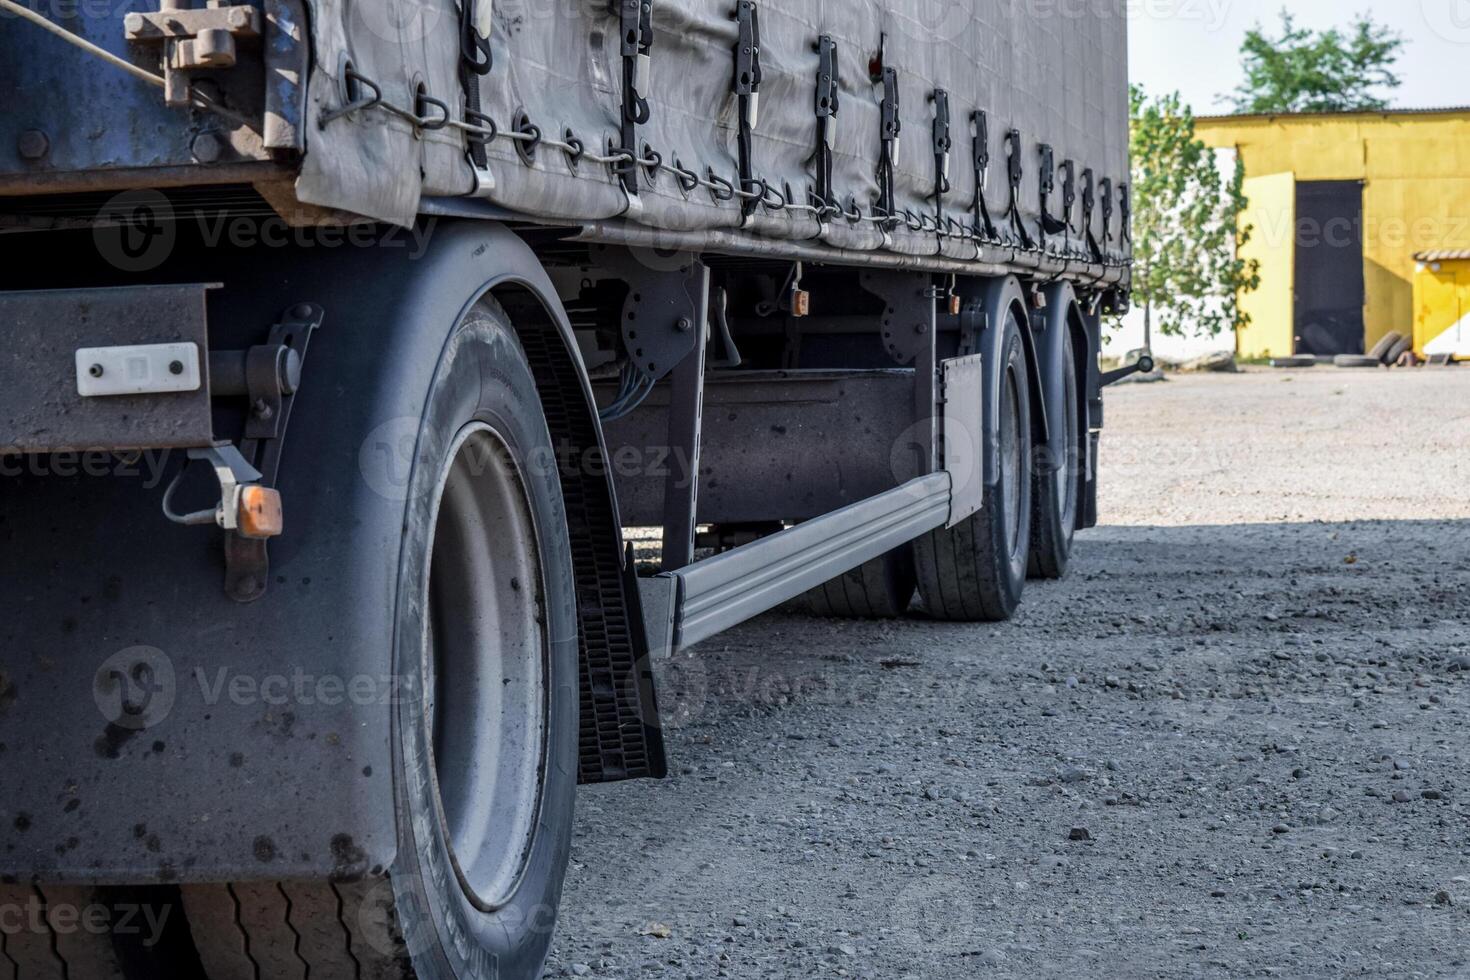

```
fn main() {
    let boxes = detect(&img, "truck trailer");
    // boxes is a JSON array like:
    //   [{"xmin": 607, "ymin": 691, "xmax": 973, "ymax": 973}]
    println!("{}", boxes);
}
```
[{"xmin": 0, "ymin": 0, "xmax": 1140, "ymax": 976}]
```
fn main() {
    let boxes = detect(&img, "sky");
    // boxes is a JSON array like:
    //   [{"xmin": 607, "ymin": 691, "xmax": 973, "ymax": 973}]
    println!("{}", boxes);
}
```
[{"xmin": 1128, "ymin": 0, "xmax": 1470, "ymax": 115}]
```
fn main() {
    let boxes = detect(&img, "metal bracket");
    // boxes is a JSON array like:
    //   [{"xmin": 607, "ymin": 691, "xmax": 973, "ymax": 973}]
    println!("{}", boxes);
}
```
[
  {"xmin": 597, "ymin": 251, "xmax": 708, "ymax": 383},
  {"xmin": 862, "ymin": 270, "xmax": 933, "ymax": 366},
  {"xmin": 124, "ymin": 1, "xmax": 262, "ymax": 106},
  {"xmin": 222, "ymin": 302, "xmax": 323, "ymax": 602}
]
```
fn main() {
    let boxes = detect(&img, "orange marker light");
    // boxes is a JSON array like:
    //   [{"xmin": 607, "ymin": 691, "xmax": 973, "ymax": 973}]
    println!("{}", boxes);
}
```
[
  {"xmin": 948, "ymin": 294, "xmax": 962, "ymax": 316},
  {"xmin": 237, "ymin": 485, "xmax": 284, "ymax": 540},
  {"xmin": 792, "ymin": 289, "xmax": 811, "ymax": 317}
]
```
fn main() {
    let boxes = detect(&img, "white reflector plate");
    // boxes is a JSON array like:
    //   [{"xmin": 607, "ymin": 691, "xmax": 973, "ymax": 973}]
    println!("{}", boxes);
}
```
[{"xmin": 75, "ymin": 343, "xmax": 202, "ymax": 397}]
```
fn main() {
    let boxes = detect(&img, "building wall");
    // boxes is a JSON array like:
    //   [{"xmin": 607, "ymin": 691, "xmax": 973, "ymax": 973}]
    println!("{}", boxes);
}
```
[{"xmin": 1196, "ymin": 112, "xmax": 1470, "ymax": 357}]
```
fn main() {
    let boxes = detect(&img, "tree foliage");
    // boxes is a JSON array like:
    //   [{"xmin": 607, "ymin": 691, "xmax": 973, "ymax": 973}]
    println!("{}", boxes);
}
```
[
  {"xmin": 1129, "ymin": 86, "xmax": 1259, "ymax": 339},
  {"xmin": 1229, "ymin": 11, "xmax": 1403, "ymax": 114}
]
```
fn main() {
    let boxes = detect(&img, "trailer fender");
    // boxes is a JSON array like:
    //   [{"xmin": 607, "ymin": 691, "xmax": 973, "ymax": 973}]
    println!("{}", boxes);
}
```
[
  {"xmin": 962, "ymin": 275, "xmax": 1042, "ymax": 487},
  {"xmin": 0, "ymin": 220, "xmax": 654, "ymax": 887},
  {"xmin": 1034, "ymin": 281, "xmax": 1087, "ymax": 478}
]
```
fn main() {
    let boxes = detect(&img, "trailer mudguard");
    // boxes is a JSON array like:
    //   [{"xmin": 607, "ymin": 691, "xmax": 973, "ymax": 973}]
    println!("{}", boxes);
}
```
[
  {"xmin": 1034, "ymin": 281, "xmax": 1087, "ymax": 479},
  {"xmin": 959, "ymin": 274, "xmax": 1035, "ymax": 488},
  {"xmin": 0, "ymin": 220, "xmax": 645, "ymax": 884}
]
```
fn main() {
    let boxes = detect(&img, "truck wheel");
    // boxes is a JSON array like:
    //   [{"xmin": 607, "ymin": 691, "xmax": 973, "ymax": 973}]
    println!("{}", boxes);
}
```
[
  {"xmin": 804, "ymin": 547, "xmax": 916, "ymax": 619},
  {"xmin": 914, "ymin": 311, "xmax": 1033, "ymax": 622},
  {"xmin": 179, "ymin": 300, "xmax": 579, "ymax": 980},
  {"xmin": 1029, "ymin": 327, "xmax": 1081, "ymax": 580}
]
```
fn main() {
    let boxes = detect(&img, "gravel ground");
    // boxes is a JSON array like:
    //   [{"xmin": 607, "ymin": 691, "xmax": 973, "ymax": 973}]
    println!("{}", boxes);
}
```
[{"xmin": 547, "ymin": 367, "xmax": 1470, "ymax": 979}]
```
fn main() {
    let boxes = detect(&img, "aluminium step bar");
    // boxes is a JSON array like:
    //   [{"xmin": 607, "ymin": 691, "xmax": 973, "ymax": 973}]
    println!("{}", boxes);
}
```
[{"xmin": 642, "ymin": 472, "xmax": 954, "ymax": 656}]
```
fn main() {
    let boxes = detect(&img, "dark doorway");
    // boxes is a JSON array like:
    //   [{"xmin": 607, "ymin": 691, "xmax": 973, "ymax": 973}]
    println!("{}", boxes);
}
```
[{"xmin": 1294, "ymin": 180, "xmax": 1365, "ymax": 356}]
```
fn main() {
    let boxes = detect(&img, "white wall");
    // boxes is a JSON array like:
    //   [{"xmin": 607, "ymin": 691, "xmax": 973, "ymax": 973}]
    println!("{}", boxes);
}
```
[{"xmin": 1102, "ymin": 148, "xmax": 1241, "ymax": 363}]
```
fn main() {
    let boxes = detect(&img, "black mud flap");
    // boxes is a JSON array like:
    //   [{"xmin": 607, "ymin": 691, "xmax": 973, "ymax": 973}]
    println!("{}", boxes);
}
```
[{"xmin": 515, "ymin": 321, "xmax": 667, "ymax": 784}]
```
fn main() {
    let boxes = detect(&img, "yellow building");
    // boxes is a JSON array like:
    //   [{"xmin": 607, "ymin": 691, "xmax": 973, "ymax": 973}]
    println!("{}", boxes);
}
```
[{"xmin": 1196, "ymin": 109, "xmax": 1470, "ymax": 359}]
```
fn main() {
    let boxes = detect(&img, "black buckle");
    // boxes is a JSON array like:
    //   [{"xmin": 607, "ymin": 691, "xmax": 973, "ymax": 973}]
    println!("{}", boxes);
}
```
[
  {"xmin": 1119, "ymin": 182, "xmax": 1132, "ymax": 244},
  {"xmin": 930, "ymin": 88, "xmax": 951, "ymax": 233},
  {"xmin": 970, "ymin": 110, "xmax": 998, "ymax": 242},
  {"xmin": 878, "ymin": 64, "xmax": 900, "ymax": 219},
  {"xmin": 1100, "ymin": 176, "xmax": 1115, "ymax": 246},
  {"xmin": 1003, "ymin": 129, "xmax": 1034, "ymax": 249},
  {"xmin": 1081, "ymin": 167, "xmax": 1104, "ymax": 263},
  {"xmin": 814, "ymin": 35, "xmax": 838, "ymax": 210},
  {"xmin": 1038, "ymin": 143, "xmax": 1065, "ymax": 248},
  {"xmin": 732, "ymin": 0, "xmax": 763, "ymax": 216},
  {"xmin": 614, "ymin": 0, "xmax": 653, "ymax": 192}
]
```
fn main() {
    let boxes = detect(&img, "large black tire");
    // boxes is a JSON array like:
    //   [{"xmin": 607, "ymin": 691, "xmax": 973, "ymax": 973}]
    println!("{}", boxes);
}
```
[
  {"xmin": 174, "ymin": 300, "xmax": 580, "ymax": 980},
  {"xmin": 1368, "ymin": 331, "xmax": 1403, "ymax": 362},
  {"xmin": 1029, "ymin": 326, "xmax": 1081, "ymax": 580},
  {"xmin": 803, "ymin": 547, "xmax": 917, "ymax": 619},
  {"xmin": 914, "ymin": 311, "xmax": 1033, "ymax": 622}
]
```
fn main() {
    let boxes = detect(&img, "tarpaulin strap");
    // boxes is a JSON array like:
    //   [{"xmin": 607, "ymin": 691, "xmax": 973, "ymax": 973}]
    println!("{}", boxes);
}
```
[
  {"xmin": 459, "ymin": 0, "xmax": 493, "ymax": 167},
  {"xmin": 1119, "ymin": 182, "xmax": 1133, "ymax": 244},
  {"xmin": 1003, "ymin": 129, "xmax": 1035, "ymax": 249},
  {"xmin": 970, "ymin": 110, "xmax": 999, "ymax": 243},
  {"xmin": 877, "ymin": 64, "xmax": 900, "ymax": 221},
  {"xmin": 1100, "ymin": 175, "xmax": 1114, "ymax": 248},
  {"xmin": 732, "ymin": 0, "xmax": 763, "ymax": 217},
  {"xmin": 813, "ymin": 34, "xmax": 839, "ymax": 212},
  {"xmin": 1038, "ymin": 144, "xmax": 1070, "ymax": 253},
  {"xmin": 930, "ymin": 89, "xmax": 952, "ymax": 239},
  {"xmin": 614, "ymin": 0, "xmax": 653, "ymax": 192},
  {"xmin": 1081, "ymin": 167, "xmax": 1104, "ymax": 263},
  {"xmin": 1060, "ymin": 159, "xmax": 1076, "ymax": 245}
]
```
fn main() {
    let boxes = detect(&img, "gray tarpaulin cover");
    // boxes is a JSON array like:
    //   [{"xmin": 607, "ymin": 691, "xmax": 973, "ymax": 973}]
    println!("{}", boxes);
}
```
[{"xmin": 296, "ymin": 0, "xmax": 1130, "ymax": 270}]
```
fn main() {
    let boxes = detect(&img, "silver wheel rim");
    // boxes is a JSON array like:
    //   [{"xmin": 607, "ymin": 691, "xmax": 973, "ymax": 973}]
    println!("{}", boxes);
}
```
[{"xmin": 424, "ymin": 422, "xmax": 548, "ymax": 911}]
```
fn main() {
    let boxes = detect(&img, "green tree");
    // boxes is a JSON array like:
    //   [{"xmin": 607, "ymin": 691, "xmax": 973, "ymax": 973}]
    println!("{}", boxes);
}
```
[
  {"xmin": 1129, "ymin": 86, "xmax": 1259, "ymax": 341},
  {"xmin": 1229, "ymin": 11, "xmax": 1403, "ymax": 114}
]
